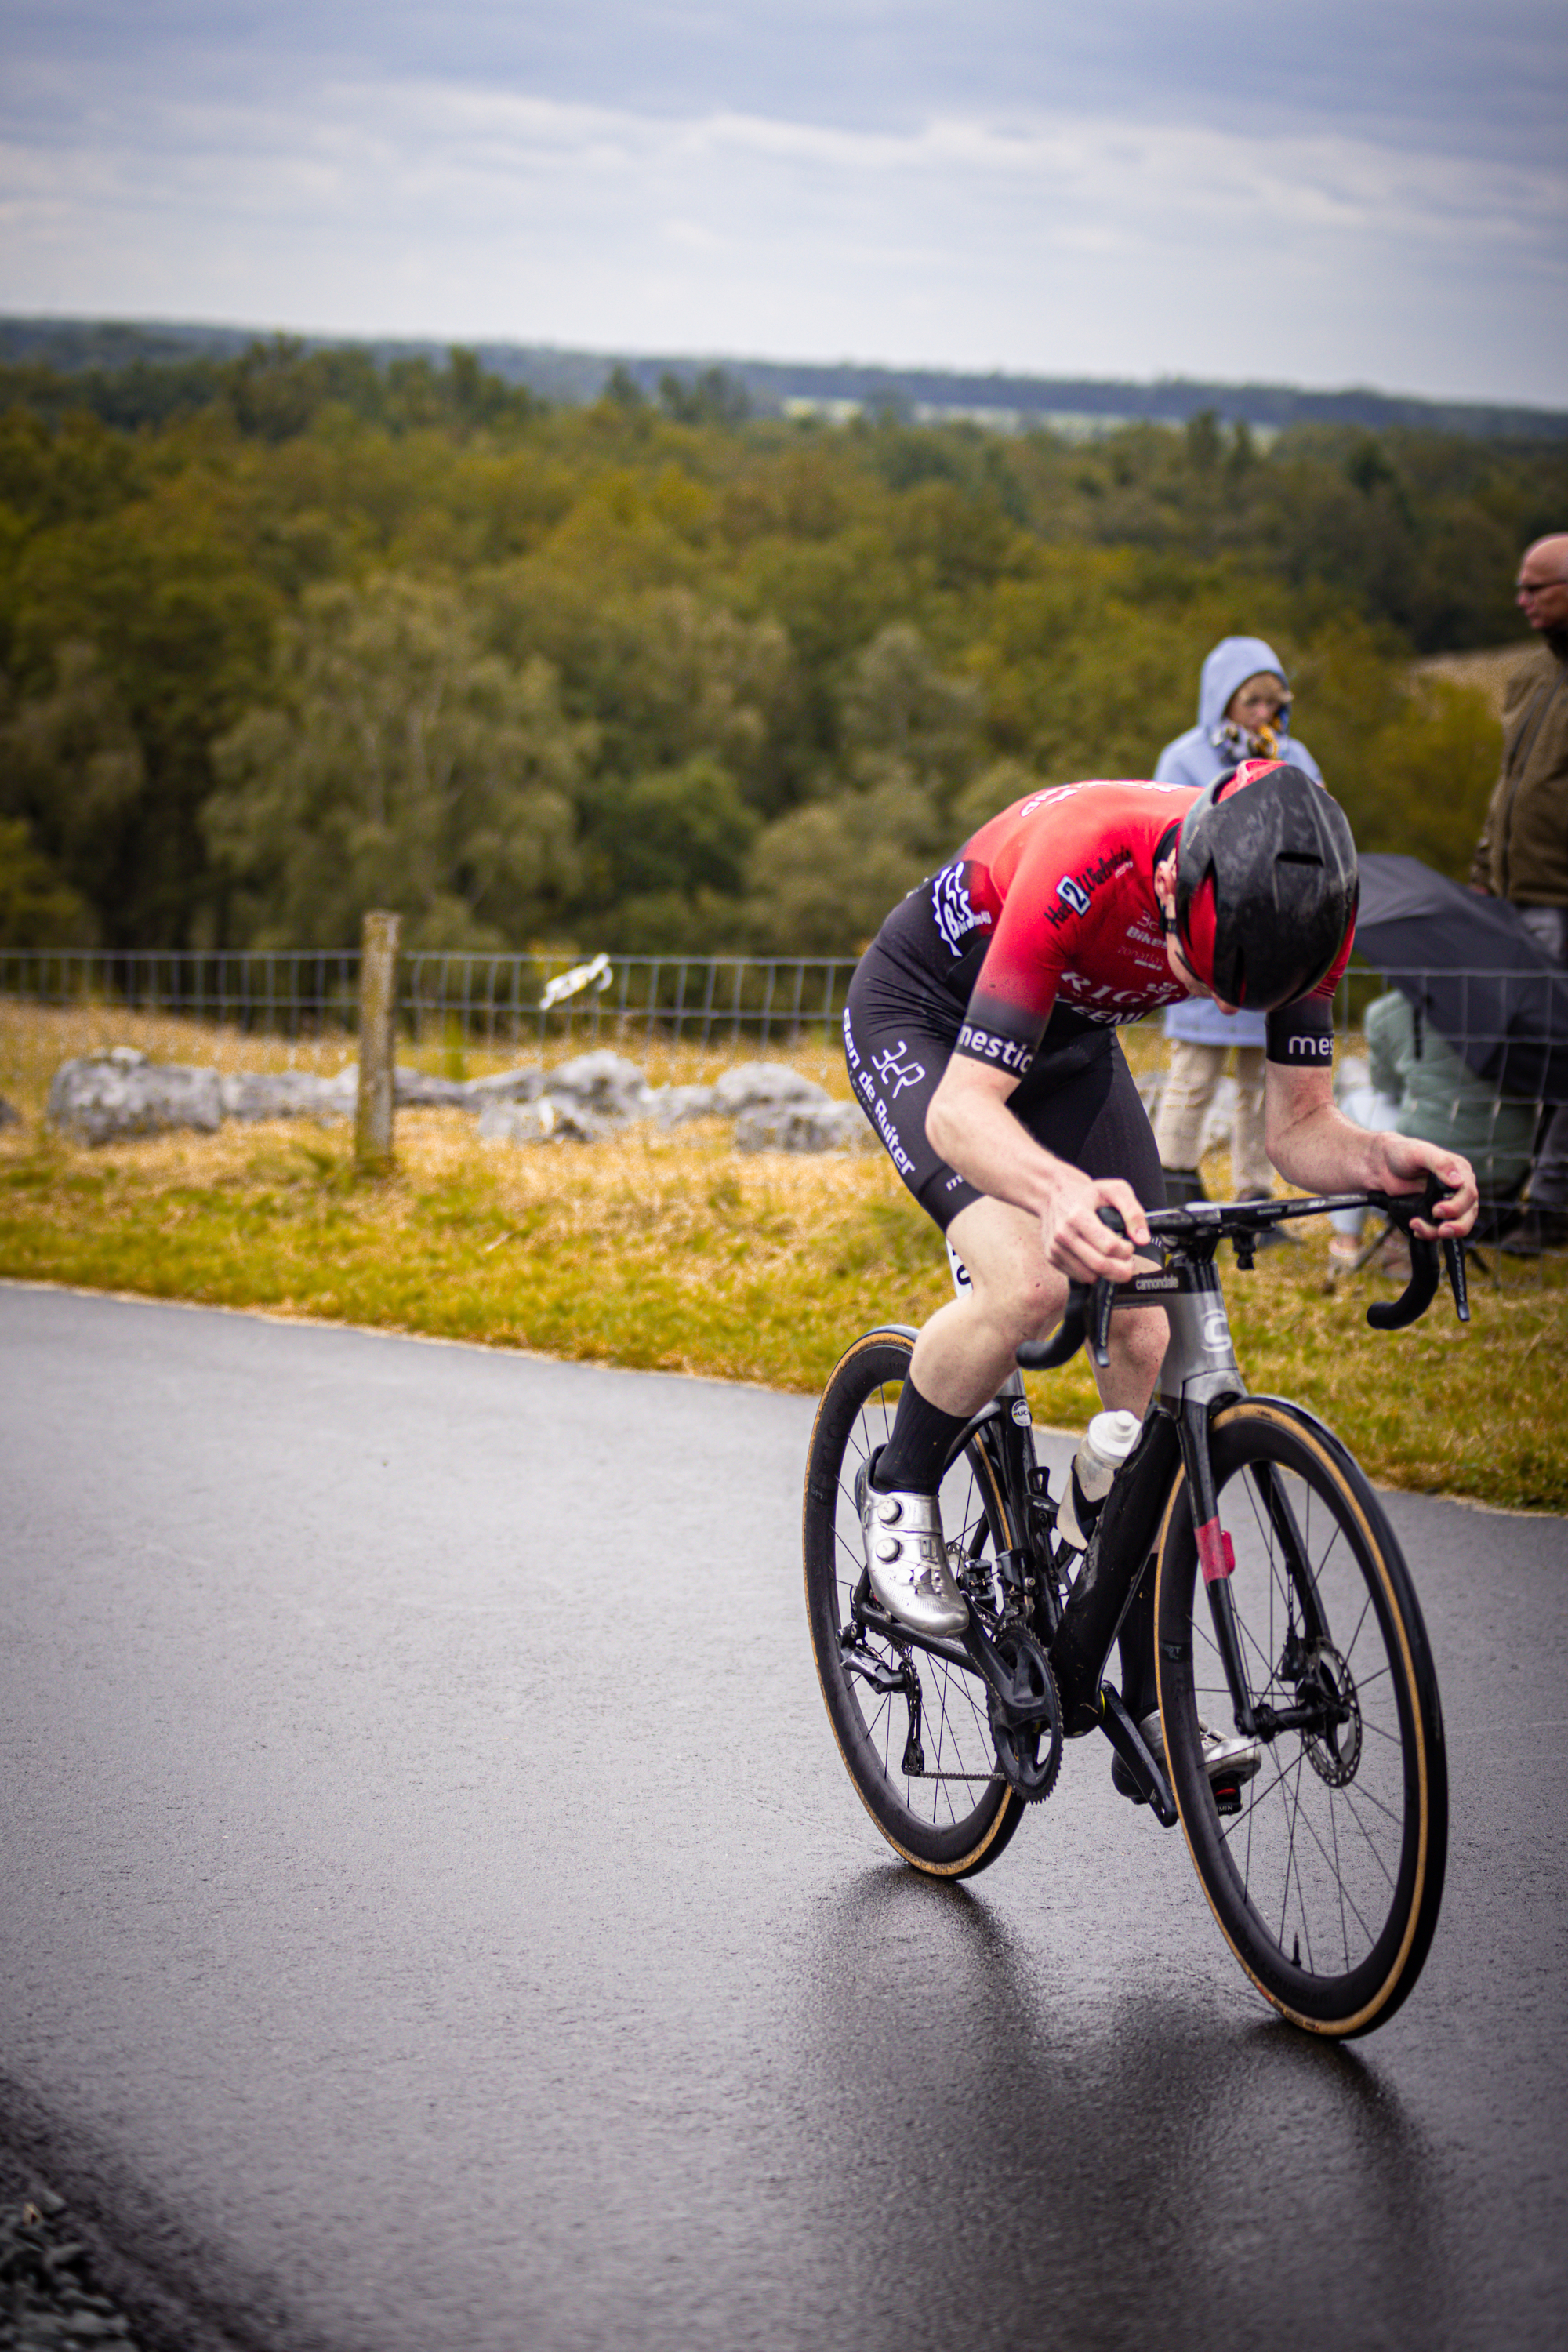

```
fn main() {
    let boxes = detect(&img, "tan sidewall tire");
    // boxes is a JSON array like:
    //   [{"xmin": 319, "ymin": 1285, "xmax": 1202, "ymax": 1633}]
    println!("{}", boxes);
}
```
[
  {"xmin": 803, "ymin": 1330, "xmax": 1026, "ymax": 1879},
  {"xmin": 1154, "ymin": 1397, "xmax": 1446, "ymax": 2037}
]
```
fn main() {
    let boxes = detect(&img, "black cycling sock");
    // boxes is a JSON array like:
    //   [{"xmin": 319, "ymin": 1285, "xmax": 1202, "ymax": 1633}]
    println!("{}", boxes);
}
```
[
  {"xmin": 873, "ymin": 1377, "xmax": 971, "ymax": 1497},
  {"xmin": 1116, "ymin": 1559, "xmax": 1159, "ymax": 1724}
]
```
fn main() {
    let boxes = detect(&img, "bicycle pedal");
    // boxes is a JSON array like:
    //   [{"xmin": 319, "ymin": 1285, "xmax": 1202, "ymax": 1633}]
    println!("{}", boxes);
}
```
[{"xmin": 1211, "ymin": 1777, "xmax": 1243, "ymax": 1817}]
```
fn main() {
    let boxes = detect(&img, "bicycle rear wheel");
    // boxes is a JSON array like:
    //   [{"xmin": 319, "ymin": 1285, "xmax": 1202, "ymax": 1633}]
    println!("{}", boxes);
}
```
[
  {"xmin": 804, "ymin": 1328, "xmax": 1027, "ymax": 1878},
  {"xmin": 1156, "ymin": 1398, "xmax": 1446, "ymax": 2036}
]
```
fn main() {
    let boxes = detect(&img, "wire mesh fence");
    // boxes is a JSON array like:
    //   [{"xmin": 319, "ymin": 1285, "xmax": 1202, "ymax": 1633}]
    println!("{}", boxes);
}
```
[
  {"xmin": 2, "ymin": 947, "xmax": 1561, "ymax": 1183},
  {"xmin": 0, "ymin": 949, "xmax": 862, "ymax": 1044},
  {"xmin": 0, "ymin": 948, "xmax": 867, "ymax": 1113}
]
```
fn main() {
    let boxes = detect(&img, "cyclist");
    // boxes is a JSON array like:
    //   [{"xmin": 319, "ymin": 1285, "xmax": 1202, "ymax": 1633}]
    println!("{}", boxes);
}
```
[{"xmin": 844, "ymin": 760, "xmax": 1477, "ymax": 1782}]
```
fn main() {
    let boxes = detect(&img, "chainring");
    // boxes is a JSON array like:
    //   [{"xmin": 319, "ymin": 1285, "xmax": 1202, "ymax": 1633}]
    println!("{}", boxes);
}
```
[{"xmin": 987, "ymin": 1619, "xmax": 1064, "ymax": 1804}]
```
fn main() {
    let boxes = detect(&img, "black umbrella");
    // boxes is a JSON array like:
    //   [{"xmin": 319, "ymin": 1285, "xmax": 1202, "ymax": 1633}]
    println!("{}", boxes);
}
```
[{"xmin": 1353, "ymin": 853, "xmax": 1568, "ymax": 1105}]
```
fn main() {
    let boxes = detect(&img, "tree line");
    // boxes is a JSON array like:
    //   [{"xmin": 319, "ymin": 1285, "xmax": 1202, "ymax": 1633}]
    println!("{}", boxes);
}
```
[{"xmin": 1, "ymin": 339, "xmax": 1564, "ymax": 956}]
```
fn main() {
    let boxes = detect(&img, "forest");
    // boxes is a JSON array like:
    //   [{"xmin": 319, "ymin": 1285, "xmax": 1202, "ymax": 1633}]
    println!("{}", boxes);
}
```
[{"xmin": 2, "ymin": 338, "xmax": 1565, "ymax": 957}]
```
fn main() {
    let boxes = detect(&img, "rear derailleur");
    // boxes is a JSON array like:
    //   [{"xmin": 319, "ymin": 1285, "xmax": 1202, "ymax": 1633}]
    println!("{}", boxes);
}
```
[{"xmin": 844, "ymin": 1576, "xmax": 1063, "ymax": 1804}]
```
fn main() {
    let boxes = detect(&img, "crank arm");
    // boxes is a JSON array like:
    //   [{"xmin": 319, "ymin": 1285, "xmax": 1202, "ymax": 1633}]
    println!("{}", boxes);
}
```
[
  {"xmin": 855, "ymin": 1598, "xmax": 975, "ymax": 1677},
  {"xmin": 1098, "ymin": 1685, "xmax": 1178, "ymax": 1827},
  {"xmin": 855, "ymin": 1599, "xmax": 1051, "ymax": 1730},
  {"xmin": 960, "ymin": 1612, "xmax": 1058, "ymax": 1732}
]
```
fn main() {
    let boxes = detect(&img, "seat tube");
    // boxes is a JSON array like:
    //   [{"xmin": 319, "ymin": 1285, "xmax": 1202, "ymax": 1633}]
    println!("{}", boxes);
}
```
[{"xmin": 1048, "ymin": 1412, "xmax": 1181, "ymax": 1732}]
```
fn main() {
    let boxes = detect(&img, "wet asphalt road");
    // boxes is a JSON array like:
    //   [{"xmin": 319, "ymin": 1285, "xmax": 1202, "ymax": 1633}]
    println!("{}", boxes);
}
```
[{"xmin": 2, "ymin": 1282, "xmax": 1567, "ymax": 2352}]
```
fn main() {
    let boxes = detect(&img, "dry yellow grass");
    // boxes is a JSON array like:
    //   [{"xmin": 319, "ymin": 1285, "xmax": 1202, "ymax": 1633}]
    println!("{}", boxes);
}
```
[
  {"xmin": 2, "ymin": 1002, "xmax": 1563, "ymax": 1507},
  {"xmin": 0, "ymin": 996, "xmax": 855, "ymax": 1121}
]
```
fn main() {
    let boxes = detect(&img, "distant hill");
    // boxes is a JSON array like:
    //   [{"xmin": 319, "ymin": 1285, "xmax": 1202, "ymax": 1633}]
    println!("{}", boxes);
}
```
[{"xmin": 2, "ymin": 315, "xmax": 1565, "ymax": 443}]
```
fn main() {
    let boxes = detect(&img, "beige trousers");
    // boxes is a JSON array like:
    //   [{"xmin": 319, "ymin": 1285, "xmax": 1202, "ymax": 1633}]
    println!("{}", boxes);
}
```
[{"xmin": 1154, "ymin": 1040, "xmax": 1271, "ymax": 1196}]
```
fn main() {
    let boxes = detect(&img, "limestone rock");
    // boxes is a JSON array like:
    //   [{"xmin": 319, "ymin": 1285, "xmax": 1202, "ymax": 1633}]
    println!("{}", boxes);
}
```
[
  {"xmin": 48, "ymin": 1049, "xmax": 223, "ymax": 1146},
  {"xmin": 392, "ymin": 1066, "xmax": 474, "ymax": 1109},
  {"xmin": 645, "ymin": 1083, "xmax": 720, "ymax": 1127},
  {"xmin": 478, "ymin": 1094, "xmax": 616, "ymax": 1145},
  {"xmin": 462, "ymin": 1066, "xmax": 547, "ymax": 1107},
  {"xmin": 220, "ymin": 1068, "xmax": 355, "ymax": 1123},
  {"xmin": 733, "ymin": 1101, "xmax": 869, "ymax": 1155},
  {"xmin": 543, "ymin": 1051, "xmax": 650, "ymax": 1117},
  {"xmin": 713, "ymin": 1061, "xmax": 832, "ymax": 1117}
]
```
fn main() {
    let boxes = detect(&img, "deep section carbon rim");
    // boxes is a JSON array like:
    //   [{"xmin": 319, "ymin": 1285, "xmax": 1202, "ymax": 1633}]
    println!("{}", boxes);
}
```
[
  {"xmin": 1156, "ymin": 1400, "xmax": 1446, "ymax": 2035},
  {"xmin": 804, "ymin": 1331, "xmax": 1025, "ymax": 1877}
]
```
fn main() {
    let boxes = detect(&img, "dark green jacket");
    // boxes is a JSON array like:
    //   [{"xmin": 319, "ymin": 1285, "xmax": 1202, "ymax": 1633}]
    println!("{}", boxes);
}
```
[
  {"xmin": 1367, "ymin": 991, "xmax": 1535, "ymax": 1193},
  {"xmin": 1469, "ymin": 635, "xmax": 1568, "ymax": 905}
]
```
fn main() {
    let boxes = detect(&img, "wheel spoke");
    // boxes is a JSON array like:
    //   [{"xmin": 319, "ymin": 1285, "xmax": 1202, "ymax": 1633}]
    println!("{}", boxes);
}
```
[
  {"xmin": 1160, "ymin": 1403, "xmax": 1444, "ymax": 2030},
  {"xmin": 804, "ymin": 1337, "xmax": 1023, "ymax": 1876}
]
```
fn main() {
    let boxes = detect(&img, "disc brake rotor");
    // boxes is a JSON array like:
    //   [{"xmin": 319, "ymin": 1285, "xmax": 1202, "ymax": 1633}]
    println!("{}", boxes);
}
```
[{"xmin": 1300, "ymin": 1641, "xmax": 1362, "ymax": 1787}]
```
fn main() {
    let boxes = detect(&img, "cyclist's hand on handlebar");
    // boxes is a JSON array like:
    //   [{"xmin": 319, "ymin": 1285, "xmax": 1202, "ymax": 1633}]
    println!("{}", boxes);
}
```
[
  {"xmin": 1040, "ymin": 1173, "xmax": 1149, "ymax": 1284},
  {"xmin": 1375, "ymin": 1138, "xmax": 1478, "ymax": 1241}
]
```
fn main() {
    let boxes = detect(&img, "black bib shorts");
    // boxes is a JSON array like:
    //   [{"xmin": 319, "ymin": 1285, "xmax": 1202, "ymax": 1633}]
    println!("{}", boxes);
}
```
[{"xmin": 844, "ymin": 921, "xmax": 1165, "ymax": 1237}]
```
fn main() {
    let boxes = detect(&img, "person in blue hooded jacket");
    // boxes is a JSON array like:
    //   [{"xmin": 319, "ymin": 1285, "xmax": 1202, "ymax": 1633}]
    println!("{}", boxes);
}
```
[{"xmin": 1152, "ymin": 637, "xmax": 1325, "ymax": 1211}]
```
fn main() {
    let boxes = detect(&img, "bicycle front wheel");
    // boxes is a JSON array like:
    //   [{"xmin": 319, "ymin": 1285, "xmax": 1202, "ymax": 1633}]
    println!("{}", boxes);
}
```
[
  {"xmin": 804, "ymin": 1328, "xmax": 1027, "ymax": 1878},
  {"xmin": 1156, "ymin": 1397, "xmax": 1447, "ymax": 2037}
]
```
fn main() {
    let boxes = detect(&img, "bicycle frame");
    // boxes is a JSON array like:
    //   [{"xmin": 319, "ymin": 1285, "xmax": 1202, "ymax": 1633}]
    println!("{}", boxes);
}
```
[
  {"xmin": 815, "ymin": 1182, "xmax": 1460, "ymax": 2024},
  {"xmin": 907, "ymin": 1185, "xmax": 1468, "ymax": 1806}
]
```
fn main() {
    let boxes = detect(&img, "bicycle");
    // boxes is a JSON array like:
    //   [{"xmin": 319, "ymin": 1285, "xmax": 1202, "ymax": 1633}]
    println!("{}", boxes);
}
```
[{"xmin": 803, "ymin": 1180, "xmax": 1469, "ymax": 2038}]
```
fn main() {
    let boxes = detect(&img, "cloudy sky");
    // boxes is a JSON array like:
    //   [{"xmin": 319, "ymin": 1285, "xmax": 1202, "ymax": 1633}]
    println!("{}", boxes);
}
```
[{"xmin": 2, "ymin": 1, "xmax": 1564, "ymax": 403}]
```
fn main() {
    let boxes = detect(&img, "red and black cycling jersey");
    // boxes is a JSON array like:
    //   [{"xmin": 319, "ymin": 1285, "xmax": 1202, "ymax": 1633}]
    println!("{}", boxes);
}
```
[{"xmin": 871, "ymin": 778, "xmax": 1352, "ymax": 1077}]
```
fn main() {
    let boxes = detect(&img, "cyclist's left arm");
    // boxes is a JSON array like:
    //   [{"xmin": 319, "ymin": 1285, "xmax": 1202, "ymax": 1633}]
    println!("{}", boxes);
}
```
[{"xmin": 1264, "ymin": 1062, "xmax": 1478, "ymax": 1240}]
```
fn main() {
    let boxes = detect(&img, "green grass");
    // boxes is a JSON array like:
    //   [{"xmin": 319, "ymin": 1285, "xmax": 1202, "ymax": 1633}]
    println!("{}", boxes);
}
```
[{"xmin": 2, "ymin": 1107, "xmax": 1565, "ymax": 1512}]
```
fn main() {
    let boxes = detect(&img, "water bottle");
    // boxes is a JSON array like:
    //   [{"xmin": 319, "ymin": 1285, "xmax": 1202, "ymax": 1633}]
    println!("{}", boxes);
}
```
[{"xmin": 1057, "ymin": 1409, "xmax": 1142, "ymax": 1551}]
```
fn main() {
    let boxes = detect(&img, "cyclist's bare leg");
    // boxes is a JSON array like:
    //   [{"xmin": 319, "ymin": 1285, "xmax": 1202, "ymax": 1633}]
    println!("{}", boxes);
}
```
[{"xmin": 909, "ymin": 1195, "xmax": 1167, "ymax": 1422}]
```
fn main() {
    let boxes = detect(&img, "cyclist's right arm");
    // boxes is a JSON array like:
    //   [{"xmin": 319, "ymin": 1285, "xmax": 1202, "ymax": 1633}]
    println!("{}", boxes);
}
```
[{"xmin": 927, "ymin": 1056, "xmax": 1148, "ymax": 1283}]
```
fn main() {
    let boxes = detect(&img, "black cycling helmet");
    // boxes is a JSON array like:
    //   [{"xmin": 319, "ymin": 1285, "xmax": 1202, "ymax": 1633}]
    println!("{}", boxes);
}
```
[{"xmin": 1173, "ymin": 759, "xmax": 1358, "ymax": 1009}]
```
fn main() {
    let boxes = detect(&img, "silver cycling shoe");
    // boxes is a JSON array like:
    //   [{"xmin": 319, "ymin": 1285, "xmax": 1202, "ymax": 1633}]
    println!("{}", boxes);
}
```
[
  {"xmin": 854, "ymin": 1460, "xmax": 969, "ymax": 1639},
  {"xmin": 1113, "ymin": 1707, "xmax": 1262, "ymax": 1802},
  {"xmin": 1168, "ymin": 1711, "xmax": 1263, "ymax": 1787}
]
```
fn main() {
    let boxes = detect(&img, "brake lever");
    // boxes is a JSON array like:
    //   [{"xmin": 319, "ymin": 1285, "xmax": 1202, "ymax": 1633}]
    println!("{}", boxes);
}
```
[
  {"xmin": 1017, "ymin": 1288, "xmax": 1090, "ymax": 1370},
  {"xmin": 1365, "ymin": 1233, "xmax": 1439, "ymax": 1332},
  {"xmin": 1443, "ymin": 1232, "xmax": 1470, "ymax": 1323},
  {"xmin": 1087, "ymin": 1204, "xmax": 1127, "ymax": 1367},
  {"xmin": 1366, "ymin": 1173, "xmax": 1471, "ymax": 1331},
  {"xmin": 1015, "ymin": 1204, "xmax": 1131, "ymax": 1371}
]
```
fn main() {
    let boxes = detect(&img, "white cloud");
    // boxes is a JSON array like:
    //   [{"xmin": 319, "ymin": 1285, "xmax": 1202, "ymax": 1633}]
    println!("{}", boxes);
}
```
[{"xmin": 1, "ymin": 67, "xmax": 1563, "ymax": 402}]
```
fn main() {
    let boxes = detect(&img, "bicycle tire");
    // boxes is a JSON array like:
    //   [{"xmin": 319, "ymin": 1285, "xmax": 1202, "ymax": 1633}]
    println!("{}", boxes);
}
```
[
  {"xmin": 1155, "ymin": 1397, "xmax": 1447, "ymax": 2036},
  {"xmin": 804, "ymin": 1328, "xmax": 1028, "ymax": 1878}
]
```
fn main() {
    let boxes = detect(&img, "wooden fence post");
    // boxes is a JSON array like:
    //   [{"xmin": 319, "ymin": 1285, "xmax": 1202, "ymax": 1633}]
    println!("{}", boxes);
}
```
[{"xmin": 355, "ymin": 910, "xmax": 401, "ymax": 1174}]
